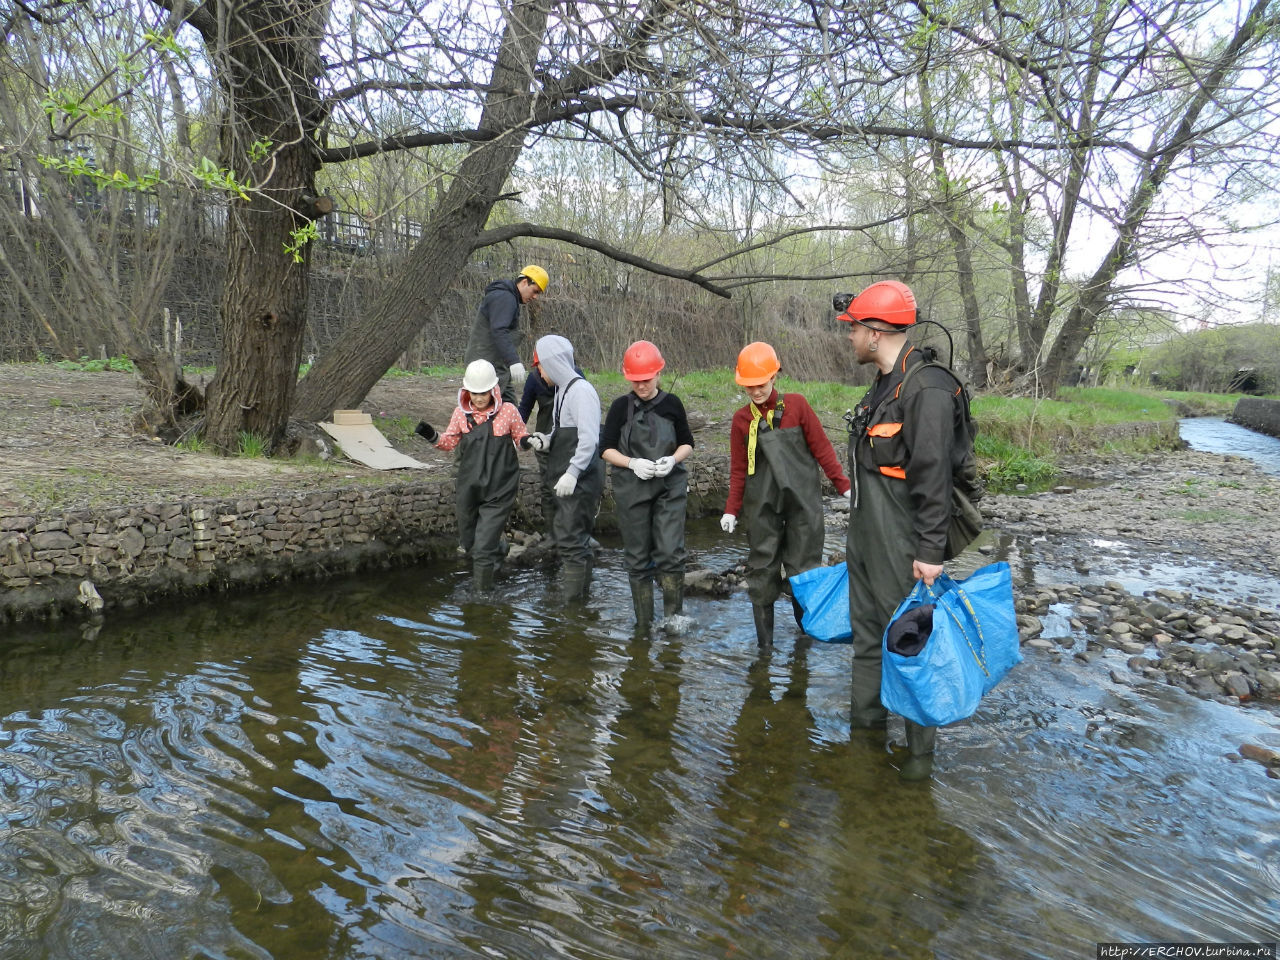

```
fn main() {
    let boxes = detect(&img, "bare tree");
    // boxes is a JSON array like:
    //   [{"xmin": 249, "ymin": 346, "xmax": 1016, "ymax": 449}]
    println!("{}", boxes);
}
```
[
  {"xmin": 0, "ymin": 5, "xmax": 203, "ymax": 427},
  {"xmin": 5, "ymin": 0, "xmax": 1280, "ymax": 445}
]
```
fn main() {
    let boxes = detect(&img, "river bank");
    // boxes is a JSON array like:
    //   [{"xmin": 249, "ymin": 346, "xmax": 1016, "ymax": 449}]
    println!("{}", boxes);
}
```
[
  {"xmin": 980, "ymin": 448, "xmax": 1280, "ymax": 718},
  {"xmin": 4, "ymin": 366, "xmax": 1279, "ymax": 718}
]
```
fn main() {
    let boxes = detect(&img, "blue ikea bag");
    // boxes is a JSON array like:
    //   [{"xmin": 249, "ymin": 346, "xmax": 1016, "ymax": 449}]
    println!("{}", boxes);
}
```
[
  {"xmin": 880, "ymin": 561, "xmax": 1021, "ymax": 727},
  {"xmin": 787, "ymin": 562, "xmax": 852, "ymax": 642}
]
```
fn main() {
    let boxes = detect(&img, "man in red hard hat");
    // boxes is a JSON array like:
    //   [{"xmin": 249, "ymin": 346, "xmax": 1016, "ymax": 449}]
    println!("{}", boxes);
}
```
[{"xmin": 838, "ymin": 280, "xmax": 979, "ymax": 781}]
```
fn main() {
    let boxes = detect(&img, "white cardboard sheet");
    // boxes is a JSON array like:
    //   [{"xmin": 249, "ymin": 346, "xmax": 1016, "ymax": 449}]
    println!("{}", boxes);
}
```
[{"xmin": 319, "ymin": 421, "xmax": 429, "ymax": 470}]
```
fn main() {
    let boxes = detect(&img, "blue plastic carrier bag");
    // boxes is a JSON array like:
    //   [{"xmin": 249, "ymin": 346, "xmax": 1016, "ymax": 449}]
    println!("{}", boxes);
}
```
[
  {"xmin": 788, "ymin": 562, "xmax": 852, "ymax": 642},
  {"xmin": 880, "ymin": 561, "xmax": 1021, "ymax": 727}
]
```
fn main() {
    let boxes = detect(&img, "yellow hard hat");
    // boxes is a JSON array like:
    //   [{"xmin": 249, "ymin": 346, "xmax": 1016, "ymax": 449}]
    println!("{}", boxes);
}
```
[{"xmin": 520, "ymin": 264, "xmax": 549, "ymax": 292}]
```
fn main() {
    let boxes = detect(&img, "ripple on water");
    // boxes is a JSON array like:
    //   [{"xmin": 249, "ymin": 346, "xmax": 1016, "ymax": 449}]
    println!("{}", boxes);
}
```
[{"xmin": 2, "ymin": 547, "xmax": 1279, "ymax": 958}]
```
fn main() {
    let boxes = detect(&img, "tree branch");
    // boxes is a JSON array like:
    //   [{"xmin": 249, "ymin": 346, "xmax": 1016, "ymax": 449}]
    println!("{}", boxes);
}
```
[
  {"xmin": 318, "ymin": 92, "xmax": 1158, "ymax": 165},
  {"xmin": 471, "ymin": 222, "xmax": 734, "ymax": 298}
]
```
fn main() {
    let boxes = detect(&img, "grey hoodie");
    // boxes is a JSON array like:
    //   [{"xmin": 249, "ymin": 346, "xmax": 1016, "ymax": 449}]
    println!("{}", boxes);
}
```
[{"xmin": 534, "ymin": 335, "xmax": 601, "ymax": 479}]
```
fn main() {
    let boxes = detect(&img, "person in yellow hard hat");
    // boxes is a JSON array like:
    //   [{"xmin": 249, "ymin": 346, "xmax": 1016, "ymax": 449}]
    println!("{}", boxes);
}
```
[
  {"xmin": 721, "ymin": 341, "xmax": 850, "ymax": 648},
  {"xmin": 464, "ymin": 264, "xmax": 548, "ymax": 404}
]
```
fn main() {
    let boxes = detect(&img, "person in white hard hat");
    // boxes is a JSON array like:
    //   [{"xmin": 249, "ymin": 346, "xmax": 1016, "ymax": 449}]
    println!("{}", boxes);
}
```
[{"xmin": 415, "ymin": 359, "xmax": 541, "ymax": 595}]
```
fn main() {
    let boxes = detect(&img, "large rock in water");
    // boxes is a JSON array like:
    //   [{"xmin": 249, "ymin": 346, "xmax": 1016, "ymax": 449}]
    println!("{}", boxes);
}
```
[{"xmin": 1231, "ymin": 397, "xmax": 1280, "ymax": 439}]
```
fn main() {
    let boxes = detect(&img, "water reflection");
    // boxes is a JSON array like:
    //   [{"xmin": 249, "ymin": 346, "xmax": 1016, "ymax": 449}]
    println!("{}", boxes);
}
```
[{"xmin": 1, "ymin": 535, "xmax": 1278, "ymax": 959}]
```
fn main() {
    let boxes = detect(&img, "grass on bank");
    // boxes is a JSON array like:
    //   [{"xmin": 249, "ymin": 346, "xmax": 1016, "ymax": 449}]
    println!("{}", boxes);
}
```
[{"xmin": 15, "ymin": 358, "xmax": 1260, "ymax": 489}]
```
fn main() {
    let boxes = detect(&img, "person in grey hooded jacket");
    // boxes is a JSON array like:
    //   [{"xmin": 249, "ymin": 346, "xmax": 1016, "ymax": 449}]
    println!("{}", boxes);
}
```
[{"xmin": 530, "ymin": 335, "xmax": 605, "ymax": 600}]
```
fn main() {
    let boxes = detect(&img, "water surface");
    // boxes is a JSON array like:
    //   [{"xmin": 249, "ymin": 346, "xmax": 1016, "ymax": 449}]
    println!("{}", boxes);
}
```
[
  {"xmin": 1, "ymin": 523, "xmax": 1277, "ymax": 959},
  {"xmin": 1180, "ymin": 416, "xmax": 1280, "ymax": 475}
]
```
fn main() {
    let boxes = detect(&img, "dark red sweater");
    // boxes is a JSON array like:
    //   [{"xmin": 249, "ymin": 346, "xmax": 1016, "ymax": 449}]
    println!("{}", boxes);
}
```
[{"xmin": 724, "ymin": 390, "xmax": 850, "ymax": 516}]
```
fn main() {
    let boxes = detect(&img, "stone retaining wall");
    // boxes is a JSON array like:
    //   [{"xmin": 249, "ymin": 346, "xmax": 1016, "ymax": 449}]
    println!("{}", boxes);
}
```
[
  {"xmin": 0, "ymin": 416, "xmax": 1183, "ymax": 625},
  {"xmin": 1231, "ymin": 397, "xmax": 1280, "ymax": 439},
  {"xmin": 0, "ymin": 456, "xmax": 730, "ymax": 624}
]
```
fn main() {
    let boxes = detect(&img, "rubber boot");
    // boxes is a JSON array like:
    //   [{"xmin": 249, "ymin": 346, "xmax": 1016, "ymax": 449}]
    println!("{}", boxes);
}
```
[
  {"xmin": 752, "ymin": 602, "xmax": 775, "ymax": 647},
  {"xmin": 899, "ymin": 720, "xmax": 936, "ymax": 781},
  {"xmin": 659, "ymin": 572, "xmax": 684, "ymax": 618},
  {"xmin": 562, "ymin": 562, "xmax": 589, "ymax": 602},
  {"xmin": 472, "ymin": 562, "xmax": 495, "ymax": 597},
  {"xmin": 850, "ymin": 665, "xmax": 889, "ymax": 730},
  {"xmin": 629, "ymin": 576, "xmax": 654, "ymax": 633},
  {"xmin": 790, "ymin": 593, "xmax": 806, "ymax": 631}
]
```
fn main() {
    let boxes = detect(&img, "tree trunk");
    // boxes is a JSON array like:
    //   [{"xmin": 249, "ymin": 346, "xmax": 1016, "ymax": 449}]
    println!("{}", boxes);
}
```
[
  {"xmin": 293, "ymin": 0, "xmax": 551, "ymax": 421},
  {"xmin": 920, "ymin": 75, "xmax": 986, "ymax": 384},
  {"xmin": 202, "ymin": 0, "xmax": 326, "ymax": 452},
  {"xmin": 1040, "ymin": 0, "xmax": 1272, "ymax": 394}
]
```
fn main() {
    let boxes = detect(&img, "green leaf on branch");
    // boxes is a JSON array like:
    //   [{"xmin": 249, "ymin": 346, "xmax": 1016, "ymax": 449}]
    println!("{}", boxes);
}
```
[
  {"xmin": 283, "ymin": 220, "xmax": 319, "ymax": 263},
  {"xmin": 192, "ymin": 156, "xmax": 252, "ymax": 200}
]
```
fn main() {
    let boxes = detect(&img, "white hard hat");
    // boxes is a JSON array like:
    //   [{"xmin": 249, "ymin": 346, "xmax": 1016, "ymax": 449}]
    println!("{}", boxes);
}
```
[{"xmin": 463, "ymin": 359, "xmax": 499, "ymax": 393}]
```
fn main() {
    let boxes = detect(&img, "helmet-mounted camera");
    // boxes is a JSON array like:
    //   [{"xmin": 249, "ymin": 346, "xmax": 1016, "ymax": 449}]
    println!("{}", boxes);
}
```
[{"xmin": 832, "ymin": 292, "xmax": 855, "ymax": 314}]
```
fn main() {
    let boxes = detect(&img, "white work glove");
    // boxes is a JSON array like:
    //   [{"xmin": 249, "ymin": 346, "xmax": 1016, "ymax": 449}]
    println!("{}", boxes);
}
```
[
  {"xmin": 524, "ymin": 432, "xmax": 550, "ymax": 452},
  {"xmin": 653, "ymin": 456, "xmax": 675, "ymax": 477},
  {"xmin": 509, "ymin": 362, "xmax": 528, "ymax": 386},
  {"xmin": 554, "ymin": 473, "xmax": 577, "ymax": 497},
  {"xmin": 629, "ymin": 457, "xmax": 657, "ymax": 480},
  {"xmin": 843, "ymin": 488, "xmax": 852, "ymax": 501},
  {"xmin": 720, "ymin": 513, "xmax": 737, "ymax": 533}
]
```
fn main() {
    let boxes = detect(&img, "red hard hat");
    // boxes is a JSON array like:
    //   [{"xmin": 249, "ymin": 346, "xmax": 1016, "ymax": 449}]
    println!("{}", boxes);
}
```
[
  {"xmin": 837, "ymin": 280, "xmax": 917, "ymax": 327},
  {"xmin": 622, "ymin": 340, "xmax": 665, "ymax": 380},
  {"xmin": 735, "ymin": 341, "xmax": 781, "ymax": 386}
]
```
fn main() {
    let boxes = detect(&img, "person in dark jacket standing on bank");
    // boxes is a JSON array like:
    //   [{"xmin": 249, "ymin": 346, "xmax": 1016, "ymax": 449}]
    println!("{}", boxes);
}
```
[
  {"xmin": 839, "ymin": 279, "xmax": 979, "ymax": 781},
  {"xmin": 465, "ymin": 265, "xmax": 548, "ymax": 404},
  {"xmin": 600, "ymin": 340, "xmax": 695, "ymax": 634},
  {"xmin": 721, "ymin": 341, "xmax": 850, "ymax": 648}
]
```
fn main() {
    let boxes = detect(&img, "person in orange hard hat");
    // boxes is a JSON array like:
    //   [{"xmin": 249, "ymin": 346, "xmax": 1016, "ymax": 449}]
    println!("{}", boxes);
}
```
[
  {"xmin": 464, "ymin": 264, "xmax": 548, "ymax": 404},
  {"xmin": 838, "ymin": 279, "xmax": 982, "ymax": 781},
  {"xmin": 721, "ymin": 341, "xmax": 850, "ymax": 647},
  {"xmin": 600, "ymin": 341, "xmax": 696, "ymax": 634}
]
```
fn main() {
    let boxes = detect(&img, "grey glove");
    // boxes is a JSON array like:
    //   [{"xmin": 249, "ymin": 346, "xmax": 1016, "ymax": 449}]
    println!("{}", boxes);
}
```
[
  {"xmin": 554, "ymin": 473, "xmax": 577, "ymax": 497},
  {"xmin": 629, "ymin": 457, "xmax": 657, "ymax": 480},
  {"xmin": 523, "ymin": 432, "xmax": 550, "ymax": 452},
  {"xmin": 653, "ymin": 456, "xmax": 675, "ymax": 477},
  {"xmin": 509, "ymin": 362, "xmax": 528, "ymax": 386},
  {"xmin": 720, "ymin": 513, "xmax": 737, "ymax": 533},
  {"xmin": 414, "ymin": 420, "xmax": 438, "ymax": 444}
]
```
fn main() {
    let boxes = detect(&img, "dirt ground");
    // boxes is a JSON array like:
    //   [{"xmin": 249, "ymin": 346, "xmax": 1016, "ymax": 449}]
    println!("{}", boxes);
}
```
[{"xmin": 0, "ymin": 364, "xmax": 469, "ymax": 515}]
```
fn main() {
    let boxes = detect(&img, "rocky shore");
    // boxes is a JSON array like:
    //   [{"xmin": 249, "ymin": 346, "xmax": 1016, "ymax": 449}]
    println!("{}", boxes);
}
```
[{"xmin": 982, "ymin": 449, "xmax": 1280, "ymax": 730}]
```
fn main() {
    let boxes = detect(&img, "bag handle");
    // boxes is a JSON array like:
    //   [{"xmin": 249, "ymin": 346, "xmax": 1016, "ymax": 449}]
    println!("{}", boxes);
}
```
[{"xmin": 924, "ymin": 576, "xmax": 990, "ymax": 679}]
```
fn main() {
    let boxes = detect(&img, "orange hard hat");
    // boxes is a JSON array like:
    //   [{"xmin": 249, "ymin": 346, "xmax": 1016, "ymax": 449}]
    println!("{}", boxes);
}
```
[
  {"xmin": 837, "ymin": 280, "xmax": 917, "ymax": 327},
  {"xmin": 622, "ymin": 340, "xmax": 665, "ymax": 380},
  {"xmin": 735, "ymin": 341, "xmax": 781, "ymax": 386}
]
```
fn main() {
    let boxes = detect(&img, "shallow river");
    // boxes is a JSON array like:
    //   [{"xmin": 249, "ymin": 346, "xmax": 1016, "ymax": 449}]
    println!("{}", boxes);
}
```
[
  {"xmin": 2, "ymin": 507, "xmax": 1278, "ymax": 959},
  {"xmin": 1180, "ymin": 416, "xmax": 1280, "ymax": 476}
]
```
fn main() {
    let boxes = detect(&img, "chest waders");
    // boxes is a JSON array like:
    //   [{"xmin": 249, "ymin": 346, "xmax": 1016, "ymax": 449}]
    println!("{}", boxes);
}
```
[
  {"xmin": 455, "ymin": 414, "xmax": 521, "ymax": 593},
  {"xmin": 611, "ymin": 393, "xmax": 689, "ymax": 631},
  {"xmin": 532, "ymin": 397, "xmax": 555, "ymax": 533},
  {"xmin": 846, "ymin": 401, "xmax": 937, "ymax": 778},
  {"xmin": 742, "ymin": 409, "xmax": 823, "ymax": 645},
  {"xmin": 546, "ymin": 379, "xmax": 605, "ymax": 599}
]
